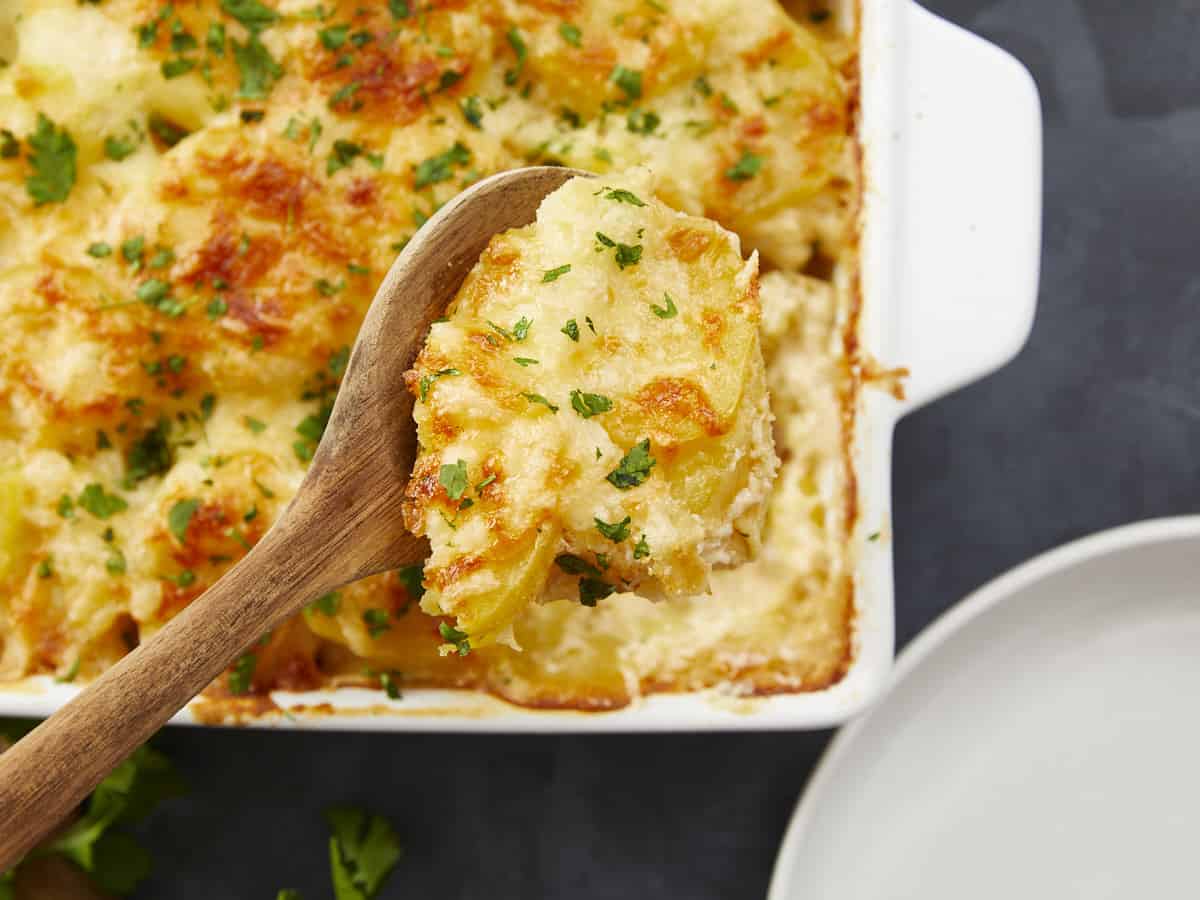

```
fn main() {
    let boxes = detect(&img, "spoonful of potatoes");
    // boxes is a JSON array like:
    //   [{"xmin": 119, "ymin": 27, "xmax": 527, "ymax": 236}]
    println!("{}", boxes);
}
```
[{"xmin": 0, "ymin": 165, "xmax": 775, "ymax": 867}]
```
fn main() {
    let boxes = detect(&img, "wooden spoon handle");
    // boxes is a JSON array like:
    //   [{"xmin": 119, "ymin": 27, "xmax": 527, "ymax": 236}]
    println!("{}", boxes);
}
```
[{"xmin": 0, "ymin": 499, "xmax": 357, "ymax": 869}]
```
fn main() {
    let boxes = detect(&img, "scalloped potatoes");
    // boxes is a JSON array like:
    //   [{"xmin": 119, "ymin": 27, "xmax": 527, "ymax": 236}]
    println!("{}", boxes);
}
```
[{"xmin": 404, "ymin": 174, "xmax": 777, "ymax": 648}]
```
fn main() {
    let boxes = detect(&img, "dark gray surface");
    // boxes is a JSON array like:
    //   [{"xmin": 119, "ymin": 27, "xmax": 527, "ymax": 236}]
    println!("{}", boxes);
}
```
[{"xmin": 115, "ymin": 2, "xmax": 1200, "ymax": 896}]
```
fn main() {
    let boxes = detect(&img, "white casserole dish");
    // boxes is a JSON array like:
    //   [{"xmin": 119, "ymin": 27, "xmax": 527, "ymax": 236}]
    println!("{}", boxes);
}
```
[{"xmin": 1, "ymin": 0, "xmax": 1041, "ymax": 731}]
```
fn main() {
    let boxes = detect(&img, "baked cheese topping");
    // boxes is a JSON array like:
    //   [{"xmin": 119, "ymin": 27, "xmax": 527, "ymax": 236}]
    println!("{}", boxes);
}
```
[
  {"xmin": 404, "ymin": 174, "xmax": 776, "ymax": 649},
  {"xmin": 0, "ymin": 0, "xmax": 859, "ymax": 710}
]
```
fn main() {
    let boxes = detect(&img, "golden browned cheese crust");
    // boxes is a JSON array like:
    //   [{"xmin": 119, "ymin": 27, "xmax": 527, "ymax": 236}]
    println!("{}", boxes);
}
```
[{"xmin": 0, "ymin": 0, "xmax": 859, "ymax": 708}]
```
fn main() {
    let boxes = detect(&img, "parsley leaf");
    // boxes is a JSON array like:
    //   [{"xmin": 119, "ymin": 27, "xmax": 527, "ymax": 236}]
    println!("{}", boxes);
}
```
[
  {"xmin": 125, "ymin": 418, "xmax": 173, "ymax": 484},
  {"xmin": 104, "ymin": 132, "xmax": 139, "ymax": 161},
  {"xmin": 388, "ymin": 0, "xmax": 410, "ymax": 19},
  {"xmin": 614, "ymin": 242, "xmax": 642, "ymax": 268},
  {"xmin": 561, "ymin": 318, "xmax": 579, "ymax": 341},
  {"xmin": 604, "ymin": 188, "xmax": 645, "ymax": 206},
  {"xmin": 45, "ymin": 743, "xmax": 185, "ymax": 897},
  {"xmin": 319, "ymin": 23, "xmax": 349, "ymax": 49},
  {"xmin": 220, "ymin": 0, "xmax": 279, "ymax": 30},
  {"xmin": 521, "ymin": 392, "xmax": 559, "ymax": 413},
  {"xmin": 326, "ymin": 807, "xmax": 403, "ymax": 900},
  {"xmin": 579, "ymin": 577, "xmax": 614, "ymax": 607},
  {"xmin": 229, "ymin": 652, "xmax": 256, "ymax": 694},
  {"xmin": 148, "ymin": 112, "xmax": 190, "ymax": 148},
  {"xmin": 559, "ymin": 22, "xmax": 582, "ymax": 47},
  {"xmin": 362, "ymin": 609, "xmax": 390, "ymax": 638},
  {"xmin": 651, "ymin": 292, "xmax": 678, "ymax": 318},
  {"xmin": 594, "ymin": 515, "xmax": 631, "ymax": 543},
  {"xmin": 418, "ymin": 367, "xmax": 460, "ymax": 402},
  {"xmin": 610, "ymin": 65, "xmax": 642, "ymax": 100},
  {"xmin": 513, "ymin": 357, "xmax": 539, "ymax": 367},
  {"xmin": 438, "ymin": 622, "xmax": 471, "ymax": 656},
  {"xmin": 57, "ymin": 493, "xmax": 75, "ymax": 518},
  {"xmin": 397, "ymin": 564, "xmax": 425, "ymax": 600},
  {"xmin": 88, "ymin": 242, "xmax": 113, "ymax": 258},
  {"xmin": 167, "ymin": 498, "xmax": 199, "ymax": 543},
  {"xmin": 78, "ymin": 483, "xmax": 128, "ymax": 519},
  {"xmin": 607, "ymin": 439, "xmax": 655, "ymax": 489},
  {"xmin": 542, "ymin": 264, "xmax": 571, "ymax": 282},
  {"xmin": 460, "ymin": 95, "xmax": 484, "ymax": 128},
  {"xmin": 554, "ymin": 553, "xmax": 602, "ymax": 578},
  {"xmin": 0, "ymin": 128, "xmax": 18, "ymax": 158},
  {"xmin": 25, "ymin": 113, "xmax": 77, "ymax": 205},
  {"xmin": 232, "ymin": 33, "xmax": 282, "ymax": 99},
  {"xmin": 504, "ymin": 27, "xmax": 527, "ymax": 86},
  {"xmin": 570, "ymin": 390, "xmax": 612, "ymax": 418},
  {"xmin": 412, "ymin": 142, "xmax": 471, "ymax": 189},
  {"xmin": 306, "ymin": 591, "xmax": 341, "ymax": 616},
  {"xmin": 626, "ymin": 108, "xmax": 660, "ymax": 134},
  {"xmin": 439, "ymin": 459, "xmax": 468, "ymax": 500},
  {"xmin": 244, "ymin": 415, "xmax": 268, "ymax": 433},
  {"xmin": 726, "ymin": 151, "xmax": 763, "ymax": 181},
  {"xmin": 634, "ymin": 534, "xmax": 651, "ymax": 559}
]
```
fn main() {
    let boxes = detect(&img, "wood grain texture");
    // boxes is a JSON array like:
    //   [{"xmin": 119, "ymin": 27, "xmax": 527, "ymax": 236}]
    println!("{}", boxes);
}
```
[{"xmin": 0, "ymin": 166, "xmax": 588, "ymax": 871}]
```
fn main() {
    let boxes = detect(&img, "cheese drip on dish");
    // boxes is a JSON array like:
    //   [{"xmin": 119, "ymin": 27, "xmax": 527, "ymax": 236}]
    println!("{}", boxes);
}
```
[{"xmin": 403, "ymin": 173, "xmax": 778, "ymax": 650}]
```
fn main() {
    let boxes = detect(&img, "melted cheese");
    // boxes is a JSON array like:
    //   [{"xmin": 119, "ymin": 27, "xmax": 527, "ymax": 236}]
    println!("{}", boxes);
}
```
[
  {"xmin": 0, "ymin": 0, "xmax": 859, "ymax": 708},
  {"xmin": 404, "ymin": 173, "xmax": 775, "ymax": 648}
]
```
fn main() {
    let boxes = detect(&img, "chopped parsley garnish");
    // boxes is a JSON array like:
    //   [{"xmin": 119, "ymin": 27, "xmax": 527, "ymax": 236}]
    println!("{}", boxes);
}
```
[
  {"xmin": 504, "ymin": 27, "xmax": 527, "ymax": 86},
  {"xmin": 233, "ymin": 33, "xmax": 283, "ymax": 100},
  {"xmin": 78, "ymin": 483, "xmax": 128, "ymax": 519},
  {"xmin": 418, "ymin": 367, "xmax": 460, "ymax": 402},
  {"xmin": 25, "ymin": 113, "xmax": 76, "ymax": 205},
  {"xmin": 651, "ymin": 292, "xmax": 678, "ymax": 318},
  {"xmin": 570, "ymin": 390, "xmax": 612, "ymax": 418},
  {"xmin": 542, "ymin": 264, "xmax": 571, "ymax": 282},
  {"xmin": 513, "ymin": 357, "xmax": 539, "ymax": 367},
  {"xmin": 55, "ymin": 658, "xmax": 81, "ymax": 683},
  {"xmin": 104, "ymin": 131, "xmax": 139, "ymax": 160},
  {"xmin": 308, "ymin": 591, "xmax": 341, "ymax": 615},
  {"xmin": 240, "ymin": 109, "xmax": 266, "ymax": 123},
  {"xmin": 315, "ymin": 277, "xmax": 344, "ymax": 296},
  {"xmin": 242, "ymin": 416, "xmax": 267, "ymax": 433},
  {"xmin": 561, "ymin": 318, "xmax": 580, "ymax": 341},
  {"xmin": 397, "ymin": 563, "xmax": 425, "ymax": 600},
  {"xmin": 207, "ymin": 296, "xmax": 228, "ymax": 319},
  {"xmin": 558, "ymin": 22, "xmax": 582, "ymax": 47},
  {"xmin": 379, "ymin": 670, "xmax": 402, "ymax": 699},
  {"xmin": 626, "ymin": 108, "xmax": 660, "ymax": 135},
  {"xmin": 125, "ymin": 418, "xmax": 172, "ymax": 484},
  {"xmin": 521, "ymin": 392, "xmax": 559, "ymax": 413},
  {"xmin": 585, "ymin": 316, "xmax": 597, "ymax": 334},
  {"xmin": 167, "ymin": 498, "xmax": 199, "ymax": 543},
  {"xmin": 319, "ymin": 23, "xmax": 349, "ymax": 49},
  {"xmin": 37, "ymin": 558, "xmax": 53, "ymax": 578},
  {"xmin": 207, "ymin": 22, "xmax": 227, "ymax": 55},
  {"xmin": 363, "ymin": 609, "xmax": 391, "ymax": 637},
  {"xmin": 438, "ymin": 621, "xmax": 471, "ymax": 656},
  {"xmin": 161, "ymin": 57, "xmax": 196, "ymax": 79},
  {"xmin": 725, "ymin": 151, "xmax": 764, "ymax": 181},
  {"xmin": 388, "ymin": 0, "xmax": 410, "ymax": 19},
  {"xmin": 122, "ymin": 235, "xmax": 145, "ymax": 267},
  {"xmin": 0, "ymin": 129, "xmax": 18, "ymax": 158},
  {"xmin": 460, "ymin": 95, "xmax": 484, "ymax": 128},
  {"xmin": 148, "ymin": 112, "xmax": 190, "ymax": 147},
  {"xmin": 327, "ymin": 139, "xmax": 367, "ymax": 175},
  {"xmin": 594, "ymin": 232, "xmax": 642, "ymax": 269},
  {"xmin": 554, "ymin": 553, "xmax": 602, "ymax": 578},
  {"xmin": 578, "ymin": 577, "xmax": 614, "ymax": 607},
  {"xmin": 439, "ymin": 459, "xmax": 468, "ymax": 501},
  {"xmin": 149, "ymin": 246, "xmax": 175, "ymax": 269},
  {"xmin": 88, "ymin": 242, "xmax": 113, "ymax": 258},
  {"xmin": 610, "ymin": 65, "xmax": 642, "ymax": 100},
  {"xmin": 694, "ymin": 74, "xmax": 713, "ymax": 97},
  {"xmin": 328, "ymin": 79, "xmax": 362, "ymax": 110},
  {"xmin": 229, "ymin": 651, "xmax": 256, "ymax": 694},
  {"xmin": 594, "ymin": 515, "xmax": 631, "ymax": 543},
  {"xmin": 606, "ymin": 439, "xmax": 655, "ymax": 489},
  {"xmin": 487, "ymin": 317, "xmax": 531, "ymax": 341},
  {"xmin": 634, "ymin": 534, "xmax": 650, "ymax": 559},
  {"xmin": 437, "ymin": 70, "xmax": 462, "ymax": 92},
  {"xmin": 220, "ymin": 0, "xmax": 279, "ymax": 30},
  {"xmin": 604, "ymin": 188, "xmax": 645, "ymax": 206},
  {"xmin": 107, "ymin": 548, "xmax": 128, "ymax": 575},
  {"xmin": 56, "ymin": 494, "xmax": 75, "ymax": 518},
  {"xmin": 412, "ymin": 142, "xmax": 471, "ymax": 189}
]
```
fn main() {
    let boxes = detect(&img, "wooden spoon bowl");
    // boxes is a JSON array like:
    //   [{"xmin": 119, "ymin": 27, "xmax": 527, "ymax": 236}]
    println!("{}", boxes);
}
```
[{"xmin": 0, "ymin": 166, "xmax": 589, "ymax": 870}]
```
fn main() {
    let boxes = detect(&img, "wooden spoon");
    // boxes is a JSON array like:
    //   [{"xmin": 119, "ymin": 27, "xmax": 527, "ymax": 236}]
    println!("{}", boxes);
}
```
[{"xmin": 0, "ymin": 165, "xmax": 588, "ymax": 870}]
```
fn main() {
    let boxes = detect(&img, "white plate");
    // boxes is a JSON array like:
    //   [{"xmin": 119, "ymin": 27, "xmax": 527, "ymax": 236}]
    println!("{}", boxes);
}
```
[{"xmin": 768, "ymin": 517, "xmax": 1200, "ymax": 898}]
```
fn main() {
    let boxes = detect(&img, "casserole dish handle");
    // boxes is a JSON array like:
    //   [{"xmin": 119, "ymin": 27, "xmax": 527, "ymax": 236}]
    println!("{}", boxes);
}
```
[{"xmin": 893, "ymin": 4, "xmax": 1042, "ymax": 410}]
